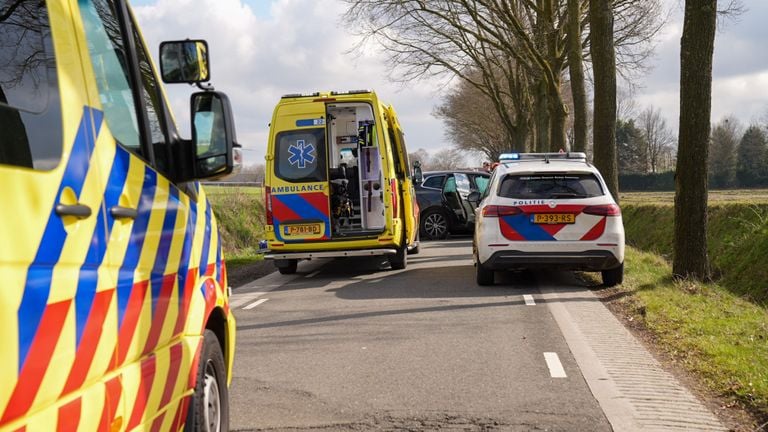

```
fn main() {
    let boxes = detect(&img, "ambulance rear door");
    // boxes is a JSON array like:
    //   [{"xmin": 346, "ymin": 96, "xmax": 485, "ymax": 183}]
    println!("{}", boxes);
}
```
[{"xmin": 269, "ymin": 100, "xmax": 332, "ymax": 243}]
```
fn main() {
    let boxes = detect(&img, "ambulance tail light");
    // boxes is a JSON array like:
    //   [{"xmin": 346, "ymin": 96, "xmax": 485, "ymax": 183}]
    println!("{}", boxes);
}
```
[
  {"xmin": 482, "ymin": 205, "xmax": 522, "ymax": 217},
  {"xmin": 265, "ymin": 186, "xmax": 274, "ymax": 225},
  {"xmin": 584, "ymin": 204, "xmax": 621, "ymax": 216}
]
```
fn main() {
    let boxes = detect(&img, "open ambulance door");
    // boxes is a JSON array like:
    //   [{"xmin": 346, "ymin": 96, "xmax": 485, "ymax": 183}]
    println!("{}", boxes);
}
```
[{"xmin": 384, "ymin": 106, "xmax": 419, "ymax": 247}]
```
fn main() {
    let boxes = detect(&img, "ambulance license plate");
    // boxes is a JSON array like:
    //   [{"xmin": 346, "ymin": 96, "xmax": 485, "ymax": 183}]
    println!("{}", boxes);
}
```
[
  {"xmin": 533, "ymin": 213, "xmax": 575, "ymax": 224},
  {"xmin": 284, "ymin": 224, "xmax": 322, "ymax": 236}
]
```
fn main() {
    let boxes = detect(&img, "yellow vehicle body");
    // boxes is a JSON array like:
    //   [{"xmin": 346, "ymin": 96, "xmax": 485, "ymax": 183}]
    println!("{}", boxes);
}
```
[
  {"xmin": 0, "ymin": 0, "xmax": 235, "ymax": 430},
  {"xmin": 264, "ymin": 91, "xmax": 419, "ymax": 272}
]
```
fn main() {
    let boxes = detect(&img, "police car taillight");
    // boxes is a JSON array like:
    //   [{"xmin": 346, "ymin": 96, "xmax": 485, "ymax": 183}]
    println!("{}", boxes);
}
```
[
  {"xmin": 583, "ymin": 204, "xmax": 621, "ymax": 216},
  {"xmin": 482, "ymin": 205, "xmax": 522, "ymax": 217},
  {"xmin": 265, "ymin": 186, "xmax": 274, "ymax": 225}
]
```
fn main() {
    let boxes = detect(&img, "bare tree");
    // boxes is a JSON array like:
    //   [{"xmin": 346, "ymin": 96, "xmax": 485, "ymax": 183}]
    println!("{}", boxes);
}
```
[
  {"xmin": 567, "ymin": 0, "xmax": 588, "ymax": 152},
  {"xmin": 637, "ymin": 106, "xmax": 675, "ymax": 173},
  {"xmin": 427, "ymin": 148, "xmax": 467, "ymax": 170},
  {"xmin": 673, "ymin": 0, "xmax": 717, "ymax": 280}
]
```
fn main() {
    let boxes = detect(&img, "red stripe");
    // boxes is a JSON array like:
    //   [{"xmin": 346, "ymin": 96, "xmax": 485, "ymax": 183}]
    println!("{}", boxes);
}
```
[
  {"xmin": 173, "ymin": 396, "xmax": 191, "ymax": 431},
  {"xmin": 1, "ymin": 300, "xmax": 71, "ymax": 423},
  {"xmin": 271, "ymin": 197, "xmax": 302, "ymax": 222},
  {"xmin": 499, "ymin": 218, "xmax": 524, "ymax": 241},
  {"xmin": 159, "ymin": 343, "xmax": 184, "ymax": 408},
  {"xmin": 142, "ymin": 274, "xmax": 177, "ymax": 356},
  {"xmin": 188, "ymin": 340, "xmax": 203, "ymax": 389},
  {"xmin": 63, "ymin": 289, "xmax": 115, "ymax": 394},
  {"xmin": 173, "ymin": 269, "xmax": 197, "ymax": 336},
  {"xmin": 111, "ymin": 280, "xmax": 148, "ymax": 369},
  {"xmin": 580, "ymin": 217, "xmax": 607, "ymax": 241},
  {"xmin": 149, "ymin": 412, "xmax": 165, "ymax": 432},
  {"xmin": 56, "ymin": 397, "xmax": 81, "ymax": 431},
  {"xmin": 97, "ymin": 376, "xmax": 122, "ymax": 432},
  {"xmin": 127, "ymin": 355, "xmax": 157, "ymax": 430}
]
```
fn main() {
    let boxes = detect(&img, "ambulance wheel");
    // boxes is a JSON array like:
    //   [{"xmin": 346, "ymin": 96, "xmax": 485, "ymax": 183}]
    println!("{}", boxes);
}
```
[
  {"xmin": 276, "ymin": 259, "xmax": 298, "ymax": 275},
  {"xmin": 388, "ymin": 245, "xmax": 407, "ymax": 270},
  {"xmin": 602, "ymin": 263, "xmax": 624, "ymax": 287},
  {"xmin": 186, "ymin": 329, "xmax": 229, "ymax": 432}
]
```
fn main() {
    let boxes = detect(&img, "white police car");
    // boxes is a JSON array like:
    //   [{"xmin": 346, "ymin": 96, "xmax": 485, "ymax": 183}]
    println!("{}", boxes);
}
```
[{"xmin": 472, "ymin": 153, "xmax": 625, "ymax": 286}]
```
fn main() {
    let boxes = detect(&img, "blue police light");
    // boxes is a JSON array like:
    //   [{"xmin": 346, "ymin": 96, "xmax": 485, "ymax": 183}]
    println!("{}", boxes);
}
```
[{"xmin": 499, "ymin": 153, "xmax": 520, "ymax": 162}]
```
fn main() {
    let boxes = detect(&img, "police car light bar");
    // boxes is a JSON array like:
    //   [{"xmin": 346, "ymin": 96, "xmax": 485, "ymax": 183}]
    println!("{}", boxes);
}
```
[{"xmin": 500, "ymin": 152, "xmax": 587, "ymax": 163}]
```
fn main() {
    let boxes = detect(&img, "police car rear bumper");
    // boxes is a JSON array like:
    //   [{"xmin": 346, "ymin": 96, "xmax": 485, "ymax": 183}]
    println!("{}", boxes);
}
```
[
  {"xmin": 482, "ymin": 250, "xmax": 621, "ymax": 271},
  {"xmin": 265, "ymin": 248, "xmax": 398, "ymax": 260}
]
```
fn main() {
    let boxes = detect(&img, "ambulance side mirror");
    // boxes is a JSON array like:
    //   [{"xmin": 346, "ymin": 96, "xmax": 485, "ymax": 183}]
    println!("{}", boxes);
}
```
[
  {"xmin": 190, "ymin": 91, "xmax": 242, "ymax": 179},
  {"xmin": 159, "ymin": 40, "xmax": 210, "ymax": 84}
]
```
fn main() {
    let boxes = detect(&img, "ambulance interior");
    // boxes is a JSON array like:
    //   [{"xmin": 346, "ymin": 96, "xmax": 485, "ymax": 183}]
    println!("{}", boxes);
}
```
[{"xmin": 326, "ymin": 103, "xmax": 385, "ymax": 235}]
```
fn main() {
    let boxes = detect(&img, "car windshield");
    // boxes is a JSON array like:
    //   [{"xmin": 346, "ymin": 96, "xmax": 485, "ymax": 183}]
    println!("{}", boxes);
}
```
[{"xmin": 498, "ymin": 173, "xmax": 603, "ymax": 199}]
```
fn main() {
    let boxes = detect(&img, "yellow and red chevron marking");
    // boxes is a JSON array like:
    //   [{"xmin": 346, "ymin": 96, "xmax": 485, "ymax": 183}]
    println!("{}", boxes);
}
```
[{"xmin": 0, "ymin": 106, "xmax": 231, "ymax": 430}]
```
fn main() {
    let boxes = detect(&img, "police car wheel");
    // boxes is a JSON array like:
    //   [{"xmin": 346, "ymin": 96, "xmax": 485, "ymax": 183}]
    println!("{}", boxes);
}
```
[
  {"xmin": 601, "ymin": 263, "xmax": 624, "ymax": 287},
  {"xmin": 475, "ymin": 257, "xmax": 494, "ymax": 286},
  {"xmin": 186, "ymin": 329, "xmax": 229, "ymax": 432}
]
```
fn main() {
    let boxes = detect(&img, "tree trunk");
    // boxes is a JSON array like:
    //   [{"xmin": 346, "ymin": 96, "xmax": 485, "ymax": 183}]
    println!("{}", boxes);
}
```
[
  {"xmin": 534, "ymin": 79, "xmax": 550, "ymax": 152},
  {"xmin": 589, "ymin": 0, "xmax": 619, "ymax": 202},
  {"xmin": 567, "ymin": 0, "xmax": 588, "ymax": 152},
  {"xmin": 673, "ymin": 0, "xmax": 716, "ymax": 280}
]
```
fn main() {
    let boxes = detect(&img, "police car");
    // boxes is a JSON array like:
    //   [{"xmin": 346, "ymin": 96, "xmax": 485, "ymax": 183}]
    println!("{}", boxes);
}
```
[{"xmin": 472, "ymin": 153, "xmax": 625, "ymax": 286}]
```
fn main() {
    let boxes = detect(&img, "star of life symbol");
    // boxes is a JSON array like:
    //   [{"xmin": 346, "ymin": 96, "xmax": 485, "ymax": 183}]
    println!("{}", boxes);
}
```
[{"xmin": 288, "ymin": 140, "xmax": 316, "ymax": 169}]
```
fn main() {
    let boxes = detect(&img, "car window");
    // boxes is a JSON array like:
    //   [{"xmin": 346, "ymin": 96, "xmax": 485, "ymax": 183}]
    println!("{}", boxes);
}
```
[
  {"xmin": 0, "ymin": 0, "xmax": 62, "ymax": 170},
  {"xmin": 422, "ymin": 175, "xmax": 444, "ymax": 189},
  {"xmin": 274, "ymin": 128, "xmax": 327, "ymax": 183},
  {"xmin": 80, "ymin": 0, "xmax": 142, "ymax": 155},
  {"xmin": 455, "ymin": 173, "xmax": 470, "ymax": 194},
  {"xmin": 498, "ymin": 173, "xmax": 604, "ymax": 199}
]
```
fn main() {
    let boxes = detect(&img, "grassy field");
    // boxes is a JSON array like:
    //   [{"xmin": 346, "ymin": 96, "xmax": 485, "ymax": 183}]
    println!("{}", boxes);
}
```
[
  {"xmin": 621, "ymin": 189, "xmax": 768, "ymax": 206},
  {"xmin": 204, "ymin": 186, "xmax": 265, "ymax": 259}
]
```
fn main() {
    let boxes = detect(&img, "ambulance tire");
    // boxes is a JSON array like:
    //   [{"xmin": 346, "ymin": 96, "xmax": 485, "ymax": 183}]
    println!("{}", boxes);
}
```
[
  {"xmin": 186, "ymin": 329, "xmax": 229, "ymax": 432},
  {"xmin": 601, "ymin": 263, "xmax": 624, "ymax": 287},
  {"xmin": 388, "ymin": 245, "xmax": 407, "ymax": 270},
  {"xmin": 276, "ymin": 259, "xmax": 298, "ymax": 275}
]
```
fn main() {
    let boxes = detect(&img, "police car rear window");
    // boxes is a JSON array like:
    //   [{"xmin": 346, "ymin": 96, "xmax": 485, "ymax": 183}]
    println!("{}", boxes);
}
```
[
  {"xmin": 0, "ymin": 0, "xmax": 62, "ymax": 170},
  {"xmin": 274, "ymin": 128, "xmax": 327, "ymax": 183},
  {"xmin": 498, "ymin": 173, "xmax": 603, "ymax": 199}
]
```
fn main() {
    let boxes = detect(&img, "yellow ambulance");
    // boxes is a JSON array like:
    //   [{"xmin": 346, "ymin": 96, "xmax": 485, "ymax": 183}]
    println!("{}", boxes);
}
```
[
  {"xmin": 264, "ymin": 90, "xmax": 420, "ymax": 274},
  {"xmin": 0, "ymin": 0, "xmax": 239, "ymax": 430}
]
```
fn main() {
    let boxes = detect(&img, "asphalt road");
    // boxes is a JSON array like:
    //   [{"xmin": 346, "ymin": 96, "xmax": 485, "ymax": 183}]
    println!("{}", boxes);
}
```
[{"xmin": 228, "ymin": 239, "xmax": 725, "ymax": 432}]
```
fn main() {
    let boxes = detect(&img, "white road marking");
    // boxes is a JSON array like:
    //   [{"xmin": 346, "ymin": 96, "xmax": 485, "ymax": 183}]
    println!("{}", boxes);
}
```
[
  {"xmin": 305, "ymin": 270, "xmax": 321, "ymax": 278},
  {"xmin": 523, "ymin": 294, "xmax": 536, "ymax": 306},
  {"xmin": 544, "ymin": 352, "xmax": 567, "ymax": 378},
  {"xmin": 243, "ymin": 298, "xmax": 269, "ymax": 310},
  {"xmin": 229, "ymin": 292, "xmax": 265, "ymax": 308}
]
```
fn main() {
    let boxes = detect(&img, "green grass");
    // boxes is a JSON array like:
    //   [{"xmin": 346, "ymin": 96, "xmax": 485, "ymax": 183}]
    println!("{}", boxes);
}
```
[
  {"xmin": 623, "ymin": 203, "xmax": 768, "ymax": 304},
  {"xmin": 615, "ymin": 247, "xmax": 768, "ymax": 417},
  {"xmin": 205, "ymin": 186, "xmax": 266, "ymax": 259}
]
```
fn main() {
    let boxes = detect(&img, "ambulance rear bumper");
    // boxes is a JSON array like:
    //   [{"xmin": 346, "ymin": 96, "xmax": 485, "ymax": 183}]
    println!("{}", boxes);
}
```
[{"xmin": 265, "ymin": 248, "xmax": 398, "ymax": 260}]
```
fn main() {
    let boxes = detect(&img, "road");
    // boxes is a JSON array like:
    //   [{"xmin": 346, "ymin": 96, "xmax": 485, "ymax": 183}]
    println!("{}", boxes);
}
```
[{"xmin": 229, "ymin": 239, "xmax": 725, "ymax": 431}]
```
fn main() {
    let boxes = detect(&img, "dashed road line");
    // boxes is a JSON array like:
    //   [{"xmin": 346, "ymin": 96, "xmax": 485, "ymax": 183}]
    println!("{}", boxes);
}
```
[
  {"xmin": 544, "ymin": 352, "xmax": 567, "ymax": 378},
  {"xmin": 523, "ymin": 294, "xmax": 536, "ymax": 306},
  {"xmin": 230, "ymin": 292, "xmax": 265, "ymax": 308},
  {"xmin": 243, "ymin": 298, "xmax": 269, "ymax": 310}
]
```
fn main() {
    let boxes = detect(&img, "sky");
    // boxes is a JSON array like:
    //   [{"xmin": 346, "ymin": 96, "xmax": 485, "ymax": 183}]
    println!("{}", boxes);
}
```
[{"xmin": 131, "ymin": 0, "xmax": 768, "ymax": 167}]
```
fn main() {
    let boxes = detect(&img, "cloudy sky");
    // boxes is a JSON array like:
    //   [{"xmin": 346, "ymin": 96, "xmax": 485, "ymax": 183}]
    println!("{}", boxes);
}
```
[{"xmin": 132, "ymin": 0, "xmax": 768, "ymax": 167}]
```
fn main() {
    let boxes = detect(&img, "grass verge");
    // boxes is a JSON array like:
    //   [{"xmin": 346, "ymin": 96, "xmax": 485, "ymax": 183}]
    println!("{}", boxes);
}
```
[{"xmin": 607, "ymin": 247, "xmax": 768, "ymax": 421}]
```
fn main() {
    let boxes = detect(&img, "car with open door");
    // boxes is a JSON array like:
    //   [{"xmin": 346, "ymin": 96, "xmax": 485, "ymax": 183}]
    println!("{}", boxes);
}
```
[{"xmin": 413, "ymin": 170, "xmax": 490, "ymax": 239}]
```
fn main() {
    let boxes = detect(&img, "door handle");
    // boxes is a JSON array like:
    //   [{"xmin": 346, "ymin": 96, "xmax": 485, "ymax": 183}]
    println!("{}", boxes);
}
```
[
  {"xmin": 55, "ymin": 203, "xmax": 92, "ymax": 219},
  {"xmin": 110, "ymin": 206, "xmax": 138, "ymax": 220}
]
